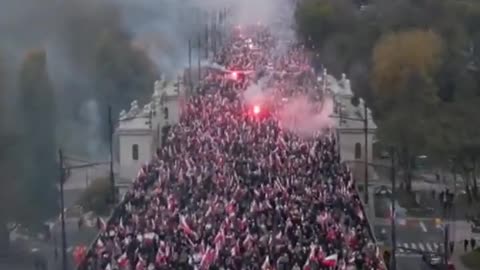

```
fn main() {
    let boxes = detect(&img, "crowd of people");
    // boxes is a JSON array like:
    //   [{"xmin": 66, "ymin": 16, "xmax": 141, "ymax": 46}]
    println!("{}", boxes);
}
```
[{"xmin": 80, "ymin": 24, "xmax": 384, "ymax": 270}]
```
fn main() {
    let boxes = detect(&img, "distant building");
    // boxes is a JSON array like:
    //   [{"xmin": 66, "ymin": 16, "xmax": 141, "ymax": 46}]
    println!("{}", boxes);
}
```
[{"xmin": 115, "ymin": 79, "xmax": 183, "ymax": 193}]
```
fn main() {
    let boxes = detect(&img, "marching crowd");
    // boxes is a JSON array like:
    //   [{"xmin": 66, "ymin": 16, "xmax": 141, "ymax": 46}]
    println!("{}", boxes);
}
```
[{"xmin": 80, "ymin": 24, "xmax": 384, "ymax": 270}]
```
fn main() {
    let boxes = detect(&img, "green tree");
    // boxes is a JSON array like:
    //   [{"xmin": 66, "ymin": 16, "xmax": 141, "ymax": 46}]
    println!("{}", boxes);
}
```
[
  {"xmin": 17, "ymin": 49, "xmax": 58, "ymax": 226},
  {"xmin": 372, "ymin": 30, "xmax": 444, "ymax": 191}
]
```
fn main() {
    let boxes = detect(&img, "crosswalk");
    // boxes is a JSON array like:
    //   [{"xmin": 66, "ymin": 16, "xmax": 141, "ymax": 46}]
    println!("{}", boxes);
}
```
[{"xmin": 396, "ymin": 242, "xmax": 444, "ymax": 257}]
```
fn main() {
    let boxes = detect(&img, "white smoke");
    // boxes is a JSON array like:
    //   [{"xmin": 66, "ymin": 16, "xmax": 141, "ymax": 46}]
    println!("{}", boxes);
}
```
[
  {"xmin": 78, "ymin": 99, "xmax": 107, "ymax": 157},
  {"xmin": 277, "ymin": 96, "xmax": 335, "ymax": 138},
  {"xmin": 113, "ymin": 0, "xmax": 296, "ymax": 74}
]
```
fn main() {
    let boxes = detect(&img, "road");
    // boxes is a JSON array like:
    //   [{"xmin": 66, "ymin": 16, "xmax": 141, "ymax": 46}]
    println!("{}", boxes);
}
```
[{"xmin": 371, "ymin": 179, "xmax": 446, "ymax": 270}]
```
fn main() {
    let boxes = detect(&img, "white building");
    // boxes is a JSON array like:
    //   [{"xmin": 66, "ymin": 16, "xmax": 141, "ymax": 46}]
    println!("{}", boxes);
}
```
[
  {"xmin": 325, "ymin": 72, "xmax": 378, "ymax": 183},
  {"xmin": 115, "ymin": 79, "xmax": 182, "ymax": 192}
]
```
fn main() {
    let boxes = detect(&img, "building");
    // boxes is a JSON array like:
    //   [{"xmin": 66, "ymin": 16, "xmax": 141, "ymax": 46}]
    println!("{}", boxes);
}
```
[
  {"xmin": 325, "ymin": 72, "xmax": 378, "ymax": 183},
  {"xmin": 115, "ymin": 79, "xmax": 182, "ymax": 193}
]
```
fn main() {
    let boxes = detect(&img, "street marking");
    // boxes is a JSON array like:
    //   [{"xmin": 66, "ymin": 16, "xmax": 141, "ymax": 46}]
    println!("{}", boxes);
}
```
[
  {"xmin": 433, "ymin": 243, "xmax": 439, "ymax": 250},
  {"xmin": 418, "ymin": 243, "xmax": 425, "ymax": 251},
  {"xmin": 426, "ymin": 243, "xmax": 433, "ymax": 251},
  {"xmin": 419, "ymin": 221, "xmax": 428, "ymax": 232},
  {"xmin": 396, "ymin": 253, "xmax": 421, "ymax": 258},
  {"xmin": 411, "ymin": 243, "xmax": 417, "ymax": 249}
]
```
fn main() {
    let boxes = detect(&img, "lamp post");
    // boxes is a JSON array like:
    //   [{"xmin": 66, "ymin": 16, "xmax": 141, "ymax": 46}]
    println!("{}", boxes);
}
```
[
  {"xmin": 108, "ymin": 106, "xmax": 115, "ymax": 204},
  {"xmin": 390, "ymin": 146, "xmax": 397, "ymax": 270},
  {"xmin": 58, "ymin": 150, "xmax": 67, "ymax": 270}
]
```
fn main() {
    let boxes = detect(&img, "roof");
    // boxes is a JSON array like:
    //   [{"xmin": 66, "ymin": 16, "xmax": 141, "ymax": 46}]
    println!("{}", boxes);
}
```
[
  {"xmin": 326, "ymin": 74, "xmax": 378, "ymax": 131},
  {"xmin": 117, "ymin": 117, "xmax": 151, "ymax": 134},
  {"xmin": 116, "ymin": 79, "xmax": 182, "ymax": 134}
]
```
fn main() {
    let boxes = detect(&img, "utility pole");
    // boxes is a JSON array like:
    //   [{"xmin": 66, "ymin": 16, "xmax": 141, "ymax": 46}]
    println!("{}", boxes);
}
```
[
  {"xmin": 198, "ymin": 33, "xmax": 202, "ymax": 82},
  {"xmin": 390, "ymin": 146, "xmax": 397, "ymax": 270},
  {"xmin": 212, "ymin": 21, "xmax": 217, "ymax": 55},
  {"xmin": 364, "ymin": 104, "xmax": 369, "ymax": 204},
  {"xmin": 205, "ymin": 22, "xmax": 209, "ymax": 58},
  {"xmin": 58, "ymin": 149, "xmax": 68, "ymax": 270},
  {"xmin": 444, "ymin": 222, "xmax": 450, "ymax": 266},
  {"xmin": 108, "ymin": 106, "xmax": 115, "ymax": 204},
  {"xmin": 188, "ymin": 39, "xmax": 192, "ymax": 90}
]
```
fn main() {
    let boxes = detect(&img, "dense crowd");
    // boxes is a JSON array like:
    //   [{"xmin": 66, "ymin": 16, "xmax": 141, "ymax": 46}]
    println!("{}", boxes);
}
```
[{"xmin": 80, "ymin": 24, "xmax": 383, "ymax": 270}]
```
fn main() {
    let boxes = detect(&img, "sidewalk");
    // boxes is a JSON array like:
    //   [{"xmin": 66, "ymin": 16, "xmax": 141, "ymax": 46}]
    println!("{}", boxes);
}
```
[{"xmin": 450, "ymin": 243, "xmax": 473, "ymax": 270}]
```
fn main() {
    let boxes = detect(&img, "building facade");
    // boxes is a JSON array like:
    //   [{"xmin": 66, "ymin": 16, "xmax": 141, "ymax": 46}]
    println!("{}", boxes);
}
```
[{"xmin": 115, "ymin": 79, "xmax": 182, "ymax": 193}]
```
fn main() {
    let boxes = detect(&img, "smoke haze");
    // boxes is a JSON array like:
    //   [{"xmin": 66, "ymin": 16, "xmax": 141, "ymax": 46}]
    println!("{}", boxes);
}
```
[{"xmin": 0, "ymin": 0, "xmax": 298, "ymax": 158}]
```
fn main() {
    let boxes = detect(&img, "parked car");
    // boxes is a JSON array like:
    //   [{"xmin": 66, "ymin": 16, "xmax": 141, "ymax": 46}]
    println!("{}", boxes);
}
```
[{"xmin": 422, "ymin": 252, "xmax": 442, "ymax": 268}]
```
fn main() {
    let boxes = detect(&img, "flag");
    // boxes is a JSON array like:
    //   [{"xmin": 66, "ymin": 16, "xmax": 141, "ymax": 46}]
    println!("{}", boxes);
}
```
[
  {"xmin": 262, "ymin": 256, "xmax": 272, "ymax": 270},
  {"xmin": 322, "ymin": 254, "xmax": 338, "ymax": 267},
  {"xmin": 231, "ymin": 240, "xmax": 240, "ymax": 257},
  {"xmin": 136, "ymin": 258, "xmax": 146, "ymax": 270},
  {"xmin": 119, "ymin": 217, "xmax": 124, "ymax": 230},
  {"xmin": 179, "ymin": 215, "xmax": 197, "ymax": 239},
  {"xmin": 97, "ymin": 217, "xmax": 106, "ymax": 231},
  {"xmin": 118, "ymin": 252, "xmax": 129, "ymax": 268},
  {"xmin": 137, "ymin": 167, "xmax": 146, "ymax": 178},
  {"xmin": 200, "ymin": 246, "xmax": 215, "ymax": 269},
  {"xmin": 356, "ymin": 207, "xmax": 365, "ymax": 221},
  {"xmin": 389, "ymin": 203, "xmax": 395, "ymax": 221},
  {"xmin": 214, "ymin": 228, "xmax": 225, "ymax": 246}
]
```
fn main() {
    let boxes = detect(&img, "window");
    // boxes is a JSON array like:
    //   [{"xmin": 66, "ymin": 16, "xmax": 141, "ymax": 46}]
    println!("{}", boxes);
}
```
[
  {"xmin": 355, "ymin": 142, "xmax": 362, "ymax": 159},
  {"xmin": 132, "ymin": 144, "xmax": 139, "ymax": 161},
  {"xmin": 163, "ymin": 107, "xmax": 169, "ymax": 120}
]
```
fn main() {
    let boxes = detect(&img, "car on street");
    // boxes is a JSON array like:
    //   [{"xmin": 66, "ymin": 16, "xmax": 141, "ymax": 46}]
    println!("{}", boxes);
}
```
[
  {"xmin": 421, "ymin": 249, "xmax": 443, "ymax": 269},
  {"xmin": 422, "ymin": 253, "xmax": 443, "ymax": 269}
]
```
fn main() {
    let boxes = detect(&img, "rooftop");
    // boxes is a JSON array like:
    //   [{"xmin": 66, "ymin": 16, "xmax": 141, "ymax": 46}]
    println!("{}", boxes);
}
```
[
  {"xmin": 325, "ymin": 73, "xmax": 377, "ymax": 131},
  {"xmin": 117, "ymin": 79, "xmax": 181, "ymax": 132}
]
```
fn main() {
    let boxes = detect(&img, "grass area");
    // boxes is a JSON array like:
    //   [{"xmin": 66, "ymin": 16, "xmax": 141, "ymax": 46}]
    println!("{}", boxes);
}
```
[{"xmin": 461, "ymin": 248, "xmax": 480, "ymax": 270}]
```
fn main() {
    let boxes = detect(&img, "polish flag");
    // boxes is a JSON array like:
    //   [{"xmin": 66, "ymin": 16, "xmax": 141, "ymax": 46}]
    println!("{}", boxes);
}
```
[
  {"xmin": 179, "ymin": 215, "xmax": 197, "ymax": 239},
  {"xmin": 214, "ymin": 228, "xmax": 225, "ymax": 246},
  {"xmin": 200, "ymin": 246, "xmax": 216, "ymax": 269},
  {"xmin": 262, "ymin": 256, "xmax": 273, "ymax": 270},
  {"xmin": 118, "ymin": 252, "xmax": 129, "ymax": 268},
  {"xmin": 322, "ymin": 254, "xmax": 338, "ymax": 267}
]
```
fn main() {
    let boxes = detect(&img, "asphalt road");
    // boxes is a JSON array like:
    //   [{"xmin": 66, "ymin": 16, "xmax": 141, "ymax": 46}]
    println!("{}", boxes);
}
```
[{"xmin": 372, "ymin": 181, "xmax": 447, "ymax": 270}]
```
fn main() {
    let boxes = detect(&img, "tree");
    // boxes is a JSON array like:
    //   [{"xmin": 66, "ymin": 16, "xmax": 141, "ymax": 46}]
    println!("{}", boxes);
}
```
[
  {"xmin": 17, "ymin": 49, "xmax": 58, "ymax": 226},
  {"xmin": 0, "ymin": 52, "xmax": 25, "ymax": 255},
  {"xmin": 0, "ymin": 52, "xmax": 14, "ymax": 255},
  {"xmin": 372, "ymin": 30, "xmax": 444, "ymax": 191}
]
